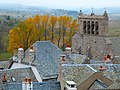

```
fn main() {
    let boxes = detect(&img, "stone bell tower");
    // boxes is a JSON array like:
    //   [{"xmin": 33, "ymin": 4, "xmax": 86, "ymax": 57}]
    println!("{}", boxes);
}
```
[
  {"xmin": 72, "ymin": 9, "xmax": 111, "ymax": 60},
  {"xmin": 78, "ymin": 9, "xmax": 109, "ymax": 36}
]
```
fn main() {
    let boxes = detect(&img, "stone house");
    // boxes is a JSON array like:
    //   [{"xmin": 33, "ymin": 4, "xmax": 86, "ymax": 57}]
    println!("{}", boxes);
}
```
[
  {"xmin": 0, "ymin": 41, "xmax": 62, "ymax": 90},
  {"xmin": 59, "ymin": 64, "xmax": 120, "ymax": 90}
]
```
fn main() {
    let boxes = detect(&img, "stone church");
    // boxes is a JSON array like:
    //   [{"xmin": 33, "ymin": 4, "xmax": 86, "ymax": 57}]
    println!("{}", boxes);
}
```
[{"xmin": 72, "ymin": 9, "xmax": 120, "ymax": 63}]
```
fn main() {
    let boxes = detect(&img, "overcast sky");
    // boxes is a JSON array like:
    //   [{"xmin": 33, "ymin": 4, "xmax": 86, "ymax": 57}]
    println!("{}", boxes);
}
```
[{"xmin": 0, "ymin": 0, "xmax": 119, "ymax": 9}]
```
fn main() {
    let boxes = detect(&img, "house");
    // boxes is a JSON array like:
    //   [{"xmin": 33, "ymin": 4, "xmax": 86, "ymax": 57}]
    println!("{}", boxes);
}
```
[
  {"xmin": 60, "ymin": 64, "xmax": 120, "ymax": 90},
  {"xmin": 0, "ymin": 41, "xmax": 62, "ymax": 90}
]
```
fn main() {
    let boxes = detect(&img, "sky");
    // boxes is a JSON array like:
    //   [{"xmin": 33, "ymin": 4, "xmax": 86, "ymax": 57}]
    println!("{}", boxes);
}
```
[{"xmin": 0, "ymin": 0, "xmax": 119, "ymax": 9}]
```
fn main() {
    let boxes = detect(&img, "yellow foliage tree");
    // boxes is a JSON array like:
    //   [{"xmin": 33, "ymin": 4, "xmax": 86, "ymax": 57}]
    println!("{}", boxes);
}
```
[{"xmin": 7, "ymin": 15, "xmax": 78, "ymax": 53}]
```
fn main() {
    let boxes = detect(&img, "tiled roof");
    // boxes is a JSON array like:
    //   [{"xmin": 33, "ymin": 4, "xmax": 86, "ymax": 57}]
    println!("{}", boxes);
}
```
[{"xmin": 24, "ymin": 41, "xmax": 62, "ymax": 80}]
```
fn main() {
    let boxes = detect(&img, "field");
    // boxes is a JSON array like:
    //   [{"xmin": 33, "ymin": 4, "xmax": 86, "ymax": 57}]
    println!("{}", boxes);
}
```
[
  {"xmin": 108, "ymin": 20, "xmax": 120, "ymax": 36},
  {"xmin": 0, "ymin": 52, "xmax": 12, "ymax": 61}
]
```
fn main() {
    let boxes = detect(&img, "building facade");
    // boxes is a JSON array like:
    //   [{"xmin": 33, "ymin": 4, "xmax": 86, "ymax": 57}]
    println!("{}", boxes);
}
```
[{"xmin": 72, "ymin": 10, "xmax": 120, "ymax": 61}]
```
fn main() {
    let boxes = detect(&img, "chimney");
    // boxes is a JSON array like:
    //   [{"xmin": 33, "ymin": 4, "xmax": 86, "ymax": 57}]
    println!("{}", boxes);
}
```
[
  {"xmin": 18, "ymin": 44, "xmax": 24, "ymax": 63},
  {"xmin": 2, "ymin": 74, "xmax": 7, "ymax": 84},
  {"xmin": 60, "ymin": 55, "xmax": 65, "ymax": 64},
  {"xmin": 104, "ymin": 55, "xmax": 111, "ymax": 63},
  {"xmin": 65, "ymin": 44, "xmax": 72, "ymax": 57},
  {"xmin": 99, "ymin": 65, "xmax": 106, "ymax": 71},
  {"xmin": 22, "ymin": 78, "xmax": 33, "ymax": 90},
  {"xmin": 28, "ymin": 45, "xmax": 35, "ymax": 65}
]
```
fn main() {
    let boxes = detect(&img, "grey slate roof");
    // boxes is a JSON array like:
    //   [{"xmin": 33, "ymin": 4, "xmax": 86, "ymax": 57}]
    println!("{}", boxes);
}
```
[
  {"xmin": 24, "ymin": 41, "xmax": 62, "ymax": 80},
  {"xmin": 64, "ymin": 54, "xmax": 86, "ymax": 64},
  {"xmin": 62, "ymin": 64, "xmax": 95, "ymax": 87},
  {"xmin": 110, "ymin": 37, "xmax": 120, "ymax": 63},
  {"xmin": 91, "ymin": 64, "xmax": 120, "ymax": 83},
  {"xmin": 0, "ymin": 67, "xmax": 37, "ymax": 84},
  {"xmin": 88, "ymin": 64, "xmax": 120, "ymax": 89},
  {"xmin": 61, "ymin": 64, "xmax": 120, "ymax": 89},
  {"xmin": 89, "ymin": 80, "xmax": 107, "ymax": 89},
  {"xmin": 0, "ymin": 61, "xmax": 10, "ymax": 69},
  {"xmin": 1, "ymin": 82, "xmax": 61, "ymax": 90}
]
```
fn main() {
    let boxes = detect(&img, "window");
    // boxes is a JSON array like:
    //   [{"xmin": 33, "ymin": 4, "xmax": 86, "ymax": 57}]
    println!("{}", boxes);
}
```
[
  {"xmin": 83, "ymin": 21, "xmax": 86, "ymax": 33},
  {"xmin": 87, "ymin": 21, "xmax": 90, "ymax": 34},
  {"xmin": 91, "ymin": 21, "xmax": 94, "ymax": 34},
  {"xmin": 95, "ymin": 21, "xmax": 99, "ymax": 35},
  {"xmin": 71, "ymin": 84, "xmax": 75, "ymax": 88}
]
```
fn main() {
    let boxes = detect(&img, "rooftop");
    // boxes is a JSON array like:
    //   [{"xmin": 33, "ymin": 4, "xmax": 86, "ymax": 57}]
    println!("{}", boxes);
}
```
[
  {"xmin": 61, "ymin": 64, "xmax": 120, "ymax": 89},
  {"xmin": 66, "ymin": 81, "xmax": 76, "ymax": 85},
  {"xmin": 23, "ymin": 41, "xmax": 62, "ymax": 80}
]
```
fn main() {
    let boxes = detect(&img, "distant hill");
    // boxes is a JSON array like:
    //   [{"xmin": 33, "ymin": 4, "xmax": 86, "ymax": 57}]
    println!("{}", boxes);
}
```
[{"xmin": 0, "ymin": 4, "xmax": 120, "ymax": 20}]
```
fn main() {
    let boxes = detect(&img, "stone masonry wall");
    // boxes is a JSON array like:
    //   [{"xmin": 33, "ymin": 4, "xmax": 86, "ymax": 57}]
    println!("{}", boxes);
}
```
[{"xmin": 72, "ymin": 34, "xmax": 114, "ymax": 60}]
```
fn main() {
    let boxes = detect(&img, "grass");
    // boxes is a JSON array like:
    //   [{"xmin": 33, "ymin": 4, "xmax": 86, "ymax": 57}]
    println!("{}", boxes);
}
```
[
  {"xmin": 0, "ymin": 52, "xmax": 12, "ymax": 61},
  {"xmin": 108, "ymin": 20, "xmax": 120, "ymax": 36},
  {"xmin": 108, "ymin": 28, "xmax": 120, "ymax": 36}
]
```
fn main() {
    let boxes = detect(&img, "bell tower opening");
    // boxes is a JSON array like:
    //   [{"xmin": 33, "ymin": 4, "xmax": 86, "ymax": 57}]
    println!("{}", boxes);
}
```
[
  {"xmin": 83, "ymin": 21, "xmax": 86, "ymax": 33},
  {"xmin": 87, "ymin": 21, "xmax": 90, "ymax": 34},
  {"xmin": 78, "ymin": 9, "xmax": 108, "ymax": 36},
  {"xmin": 91, "ymin": 21, "xmax": 94, "ymax": 34},
  {"xmin": 95, "ymin": 21, "xmax": 99, "ymax": 35}
]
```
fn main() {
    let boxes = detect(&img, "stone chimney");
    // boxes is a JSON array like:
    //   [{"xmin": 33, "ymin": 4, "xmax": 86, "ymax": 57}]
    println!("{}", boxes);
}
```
[
  {"xmin": 28, "ymin": 45, "xmax": 35, "ymax": 65},
  {"xmin": 99, "ymin": 65, "xmax": 106, "ymax": 71},
  {"xmin": 104, "ymin": 55, "xmax": 111, "ymax": 63},
  {"xmin": 2, "ymin": 74, "xmax": 7, "ymax": 84},
  {"xmin": 22, "ymin": 78, "xmax": 33, "ymax": 90},
  {"xmin": 99, "ymin": 66, "xmax": 104, "ymax": 71},
  {"xmin": 65, "ymin": 44, "xmax": 72, "ymax": 57},
  {"xmin": 60, "ymin": 55, "xmax": 65, "ymax": 64},
  {"xmin": 18, "ymin": 44, "xmax": 24, "ymax": 63}
]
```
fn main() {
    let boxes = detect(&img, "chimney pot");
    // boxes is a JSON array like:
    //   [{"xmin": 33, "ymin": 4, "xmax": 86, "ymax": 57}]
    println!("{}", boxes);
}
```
[
  {"xmin": 30, "ymin": 45, "xmax": 33, "ymax": 50},
  {"xmin": 19, "ymin": 44, "xmax": 23, "ymax": 48},
  {"xmin": 62, "ymin": 56, "xmax": 65, "ymax": 61},
  {"xmin": 2, "ymin": 74, "xmax": 7, "ymax": 84},
  {"xmin": 28, "ymin": 78, "xmax": 32, "ymax": 84},
  {"xmin": 99, "ymin": 65, "xmax": 104, "ymax": 71}
]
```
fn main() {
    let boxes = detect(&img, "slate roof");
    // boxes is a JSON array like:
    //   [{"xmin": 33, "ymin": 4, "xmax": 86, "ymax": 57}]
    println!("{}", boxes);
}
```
[
  {"xmin": 64, "ymin": 54, "xmax": 86, "ymax": 64},
  {"xmin": 1, "ymin": 82, "xmax": 61, "ymax": 90},
  {"xmin": 61, "ymin": 64, "xmax": 95, "ymax": 87},
  {"xmin": 0, "ymin": 61, "xmax": 10, "ymax": 69},
  {"xmin": 89, "ymin": 80, "xmax": 107, "ymax": 89},
  {"xmin": 61, "ymin": 64, "xmax": 120, "ymax": 89},
  {"xmin": 88, "ymin": 64, "xmax": 120, "ymax": 89},
  {"xmin": 110, "ymin": 37, "xmax": 120, "ymax": 63},
  {"xmin": 91, "ymin": 64, "xmax": 120, "ymax": 83},
  {"xmin": 0, "ymin": 67, "xmax": 37, "ymax": 85},
  {"xmin": 23, "ymin": 41, "xmax": 62, "ymax": 80}
]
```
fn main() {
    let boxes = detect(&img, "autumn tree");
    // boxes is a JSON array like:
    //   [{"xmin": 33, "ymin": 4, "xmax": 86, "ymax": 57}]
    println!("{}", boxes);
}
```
[
  {"xmin": 67, "ymin": 19, "xmax": 78, "ymax": 46},
  {"xmin": 41, "ymin": 15, "xmax": 49, "ymax": 40},
  {"xmin": 8, "ymin": 15, "xmax": 78, "ymax": 53},
  {"xmin": 49, "ymin": 16, "xmax": 58, "ymax": 42}
]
